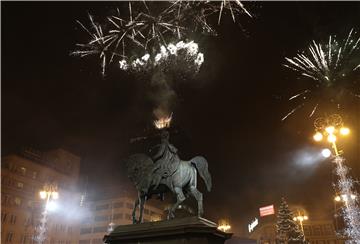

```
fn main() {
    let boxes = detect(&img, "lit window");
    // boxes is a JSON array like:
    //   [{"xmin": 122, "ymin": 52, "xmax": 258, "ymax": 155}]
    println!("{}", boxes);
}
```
[
  {"xmin": 9, "ymin": 163, "xmax": 17, "ymax": 172},
  {"xmin": 17, "ymin": 182, "xmax": 24, "ymax": 189},
  {"xmin": 95, "ymin": 204, "xmax": 109, "ymax": 210},
  {"xmin": 94, "ymin": 215, "xmax": 108, "ymax": 222},
  {"xmin": 20, "ymin": 234, "xmax": 29, "ymax": 244},
  {"xmin": 67, "ymin": 227, "xmax": 73, "ymax": 234},
  {"xmin": 6, "ymin": 232, "xmax": 14, "ymax": 242},
  {"xmin": 2, "ymin": 195, "xmax": 11, "ymax": 205},
  {"xmin": 113, "ymin": 213, "xmax": 123, "ymax": 219},
  {"xmin": 10, "ymin": 215, "xmax": 17, "ymax": 224},
  {"xmin": 79, "ymin": 240, "xmax": 91, "ymax": 244},
  {"xmin": 20, "ymin": 167, "xmax": 26, "ymax": 176},
  {"xmin": 113, "ymin": 202, "xmax": 124, "ymax": 208},
  {"xmin": 32, "ymin": 171, "xmax": 37, "ymax": 179},
  {"xmin": 93, "ymin": 226, "xmax": 108, "ymax": 233},
  {"xmin": 1, "ymin": 212, "xmax": 7, "ymax": 223},
  {"xmin": 14, "ymin": 197, "xmax": 22, "ymax": 206},
  {"xmin": 80, "ymin": 228, "xmax": 92, "ymax": 234}
]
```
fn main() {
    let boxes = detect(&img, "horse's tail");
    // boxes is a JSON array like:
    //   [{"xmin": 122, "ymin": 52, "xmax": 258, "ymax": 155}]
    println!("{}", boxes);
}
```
[{"xmin": 191, "ymin": 156, "xmax": 212, "ymax": 192}]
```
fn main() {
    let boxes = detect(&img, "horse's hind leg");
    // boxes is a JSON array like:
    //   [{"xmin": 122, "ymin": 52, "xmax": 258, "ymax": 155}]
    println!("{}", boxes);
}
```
[
  {"xmin": 132, "ymin": 197, "xmax": 140, "ymax": 224},
  {"xmin": 168, "ymin": 187, "xmax": 185, "ymax": 219},
  {"xmin": 189, "ymin": 186, "xmax": 203, "ymax": 217},
  {"xmin": 138, "ymin": 195, "xmax": 146, "ymax": 223}
]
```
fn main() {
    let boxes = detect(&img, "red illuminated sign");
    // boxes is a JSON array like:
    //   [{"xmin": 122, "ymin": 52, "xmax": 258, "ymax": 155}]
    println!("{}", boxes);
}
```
[{"xmin": 259, "ymin": 205, "xmax": 275, "ymax": 217}]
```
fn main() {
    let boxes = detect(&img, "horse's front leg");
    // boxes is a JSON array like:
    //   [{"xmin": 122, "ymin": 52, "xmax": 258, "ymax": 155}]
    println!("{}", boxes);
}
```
[
  {"xmin": 132, "ymin": 197, "xmax": 140, "ymax": 224},
  {"xmin": 138, "ymin": 195, "xmax": 146, "ymax": 223},
  {"xmin": 168, "ymin": 187, "xmax": 185, "ymax": 219}
]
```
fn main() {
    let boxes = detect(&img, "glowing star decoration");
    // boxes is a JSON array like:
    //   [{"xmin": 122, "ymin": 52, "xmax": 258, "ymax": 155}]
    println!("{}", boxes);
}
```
[
  {"xmin": 282, "ymin": 29, "xmax": 360, "ymax": 121},
  {"xmin": 154, "ymin": 114, "xmax": 172, "ymax": 129},
  {"xmin": 118, "ymin": 40, "xmax": 204, "ymax": 74}
]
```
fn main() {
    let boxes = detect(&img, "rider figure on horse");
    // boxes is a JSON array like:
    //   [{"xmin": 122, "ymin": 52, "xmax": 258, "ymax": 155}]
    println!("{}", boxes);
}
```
[{"xmin": 151, "ymin": 130, "xmax": 180, "ymax": 190}]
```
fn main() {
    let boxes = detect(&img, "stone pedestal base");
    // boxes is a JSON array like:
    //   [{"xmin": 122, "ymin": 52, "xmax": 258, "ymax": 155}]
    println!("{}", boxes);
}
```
[{"xmin": 103, "ymin": 216, "xmax": 232, "ymax": 244}]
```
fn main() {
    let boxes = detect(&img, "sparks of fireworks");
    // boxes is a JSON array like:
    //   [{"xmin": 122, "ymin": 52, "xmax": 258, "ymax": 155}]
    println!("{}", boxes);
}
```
[
  {"xmin": 135, "ymin": 2, "xmax": 187, "ymax": 49},
  {"xmin": 119, "ymin": 40, "xmax": 204, "ymax": 74},
  {"xmin": 154, "ymin": 113, "xmax": 172, "ymax": 129},
  {"xmin": 284, "ymin": 29, "xmax": 360, "ymax": 84},
  {"xmin": 72, "ymin": 2, "xmax": 185, "ymax": 76},
  {"xmin": 170, "ymin": 0, "xmax": 252, "ymax": 36},
  {"xmin": 71, "ymin": 14, "xmax": 114, "ymax": 76},
  {"xmin": 333, "ymin": 156, "xmax": 360, "ymax": 241},
  {"xmin": 217, "ymin": 0, "xmax": 252, "ymax": 24},
  {"xmin": 282, "ymin": 29, "xmax": 360, "ymax": 120}
]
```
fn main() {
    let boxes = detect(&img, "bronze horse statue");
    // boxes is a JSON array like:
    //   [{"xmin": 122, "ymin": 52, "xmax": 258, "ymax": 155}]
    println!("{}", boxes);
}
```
[{"xmin": 126, "ymin": 153, "xmax": 212, "ymax": 223}]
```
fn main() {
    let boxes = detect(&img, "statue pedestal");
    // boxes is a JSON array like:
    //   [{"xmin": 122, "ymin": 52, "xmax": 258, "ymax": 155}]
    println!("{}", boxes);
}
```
[{"xmin": 103, "ymin": 216, "xmax": 232, "ymax": 244}]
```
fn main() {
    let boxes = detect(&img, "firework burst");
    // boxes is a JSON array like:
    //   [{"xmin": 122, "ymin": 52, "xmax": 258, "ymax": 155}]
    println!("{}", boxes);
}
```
[
  {"xmin": 170, "ymin": 0, "xmax": 252, "ymax": 36},
  {"xmin": 72, "ymin": 2, "xmax": 185, "ymax": 76},
  {"xmin": 216, "ymin": 0, "xmax": 252, "ymax": 24},
  {"xmin": 72, "ymin": 1, "xmax": 252, "ymax": 76},
  {"xmin": 71, "ymin": 14, "xmax": 115, "ymax": 76},
  {"xmin": 282, "ymin": 29, "xmax": 360, "ymax": 121},
  {"xmin": 118, "ymin": 40, "xmax": 204, "ymax": 76}
]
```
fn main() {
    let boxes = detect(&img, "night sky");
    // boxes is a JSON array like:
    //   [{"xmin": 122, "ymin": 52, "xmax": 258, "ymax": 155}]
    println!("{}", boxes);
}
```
[{"xmin": 2, "ymin": 1, "xmax": 360, "ymax": 235}]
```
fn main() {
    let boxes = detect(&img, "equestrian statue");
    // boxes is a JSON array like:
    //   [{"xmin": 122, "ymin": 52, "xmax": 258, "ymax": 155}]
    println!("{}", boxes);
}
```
[{"xmin": 125, "ymin": 130, "xmax": 212, "ymax": 223}]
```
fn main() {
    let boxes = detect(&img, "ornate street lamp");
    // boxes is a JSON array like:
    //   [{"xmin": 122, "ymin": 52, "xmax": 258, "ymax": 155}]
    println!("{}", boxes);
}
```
[
  {"xmin": 35, "ymin": 183, "xmax": 59, "ymax": 244},
  {"xmin": 293, "ymin": 212, "xmax": 308, "ymax": 236},
  {"xmin": 313, "ymin": 114, "xmax": 360, "ymax": 241}
]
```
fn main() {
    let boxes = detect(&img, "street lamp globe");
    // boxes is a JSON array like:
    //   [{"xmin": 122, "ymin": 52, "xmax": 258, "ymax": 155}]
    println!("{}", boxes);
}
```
[
  {"xmin": 313, "ymin": 132, "xmax": 323, "ymax": 141},
  {"xmin": 340, "ymin": 127, "xmax": 350, "ymax": 136},
  {"xmin": 327, "ymin": 134, "xmax": 337, "ymax": 143},
  {"xmin": 52, "ymin": 192, "xmax": 59, "ymax": 199},
  {"xmin": 325, "ymin": 126, "xmax": 335, "ymax": 134},
  {"xmin": 40, "ymin": 191, "xmax": 47, "ymax": 199},
  {"xmin": 321, "ymin": 148, "xmax": 331, "ymax": 158}
]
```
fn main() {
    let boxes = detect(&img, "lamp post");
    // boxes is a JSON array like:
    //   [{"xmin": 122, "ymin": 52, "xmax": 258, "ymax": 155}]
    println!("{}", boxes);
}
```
[
  {"xmin": 313, "ymin": 114, "xmax": 360, "ymax": 241},
  {"xmin": 36, "ymin": 184, "xmax": 59, "ymax": 244},
  {"xmin": 313, "ymin": 114, "xmax": 350, "ymax": 158},
  {"xmin": 293, "ymin": 213, "xmax": 308, "ymax": 237}
]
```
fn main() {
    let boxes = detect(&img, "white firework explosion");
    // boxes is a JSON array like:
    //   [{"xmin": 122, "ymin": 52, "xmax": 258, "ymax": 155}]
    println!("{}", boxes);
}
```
[
  {"xmin": 119, "ymin": 40, "xmax": 204, "ymax": 75},
  {"xmin": 282, "ymin": 29, "xmax": 360, "ymax": 121},
  {"xmin": 71, "ymin": 1, "xmax": 252, "ymax": 76}
]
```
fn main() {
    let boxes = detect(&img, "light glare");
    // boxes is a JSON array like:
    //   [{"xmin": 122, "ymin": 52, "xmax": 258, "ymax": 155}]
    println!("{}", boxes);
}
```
[
  {"xmin": 327, "ymin": 134, "xmax": 337, "ymax": 143},
  {"xmin": 340, "ymin": 127, "xmax": 350, "ymax": 135},
  {"xmin": 46, "ymin": 201, "xmax": 58, "ymax": 212},
  {"xmin": 313, "ymin": 132, "xmax": 323, "ymax": 141},
  {"xmin": 321, "ymin": 148, "xmax": 331, "ymax": 158},
  {"xmin": 326, "ymin": 126, "xmax": 335, "ymax": 134},
  {"xmin": 40, "ymin": 191, "xmax": 47, "ymax": 199}
]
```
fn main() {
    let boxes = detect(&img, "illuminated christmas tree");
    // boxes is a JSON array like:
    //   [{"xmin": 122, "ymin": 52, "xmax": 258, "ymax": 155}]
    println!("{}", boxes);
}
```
[{"xmin": 276, "ymin": 198, "xmax": 307, "ymax": 244}]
